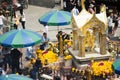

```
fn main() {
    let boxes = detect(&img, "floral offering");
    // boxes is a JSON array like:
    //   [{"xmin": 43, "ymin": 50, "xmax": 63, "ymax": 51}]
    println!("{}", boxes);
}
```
[
  {"xmin": 36, "ymin": 49, "xmax": 58, "ymax": 65},
  {"xmin": 64, "ymin": 55, "xmax": 72, "ymax": 60},
  {"xmin": 91, "ymin": 61, "xmax": 113, "ymax": 77}
]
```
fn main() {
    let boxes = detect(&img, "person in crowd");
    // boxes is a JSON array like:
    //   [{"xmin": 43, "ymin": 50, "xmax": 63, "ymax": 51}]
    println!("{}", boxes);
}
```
[
  {"xmin": 40, "ymin": 32, "xmax": 50, "ymax": 50},
  {"xmin": 0, "ymin": 12, "xmax": 6, "ymax": 33},
  {"xmin": 56, "ymin": 31, "xmax": 65, "ymax": 55},
  {"xmin": 88, "ymin": 4, "xmax": 95, "ymax": 14},
  {"xmin": 71, "ymin": 5, "xmax": 79, "ymax": 16},
  {"xmin": 43, "ymin": 24, "xmax": 48, "ymax": 34},
  {"xmin": 20, "ymin": 12, "xmax": 26, "ymax": 29},
  {"xmin": 56, "ymin": 31, "xmax": 64, "ymax": 41},
  {"xmin": 10, "ymin": 48, "xmax": 22, "ymax": 73},
  {"xmin": 90, "ymin": 0, "xmax": 96, "ymax": 13},
  {"xmin": 13, "ymin": 15, "xmax": 20, "ymax": 29},
  {"xmin": 76, "ymin": 0, "xmax": 82, "ymax": 12},
  {"xmin": 69, "ymin": 0, "xmax": 75, "ymax": 12},
  {"xmin": 19, "ymin": 5, "xmax": 24, "ymax": 16},
  {"xmin": 26, "ymin": 46, "xmax": 34, "ymax": 60},
  {"xmin": 65, "ymin": 0, "xmax": 71, "ymax": 11},
  {"xmin": 108, "ymin": 13, "xmax": 113, "ymax": 36},
  {"xmin": 113, "ymin": 12, "xmax": 118, "ymax": 35},
  {"xmin": 63, "ymin": 0, "xmax": 67, "ymax": 11},
  {"xmin": 84, "ymin": 0, "xmax": 90, "ymax": 10},
  {"xmin": 31, "ymin": 59, "xmax": 42, "ymax": 79},
  {"xmin": 1, "ymin": 47, "xmax": 11, "ymax": 71},
  {"xmin": 0, "ymin": 63, "xmax": 6, "ymax": 75}
]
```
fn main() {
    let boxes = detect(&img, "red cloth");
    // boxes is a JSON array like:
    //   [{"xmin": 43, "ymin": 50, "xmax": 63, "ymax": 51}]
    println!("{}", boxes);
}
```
[{"xmin": 42, "ymin": 51, "xmax": 48, "ymax": 54}]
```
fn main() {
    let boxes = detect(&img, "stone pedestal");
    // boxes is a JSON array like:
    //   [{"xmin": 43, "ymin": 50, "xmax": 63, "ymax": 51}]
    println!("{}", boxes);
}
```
[
  {"xmin": 69, "ymin": 48, "xmax": 111, "ymax": 67},
  {"xmin": 65, "ymin": 59, "xmax": 72, "ymax": 67}
]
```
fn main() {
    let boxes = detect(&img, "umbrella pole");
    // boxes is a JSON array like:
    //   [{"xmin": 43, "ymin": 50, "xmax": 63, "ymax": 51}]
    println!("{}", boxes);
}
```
[{"xmin": 58, "ymin": 26, "xmax": 59, "ymax": 31}]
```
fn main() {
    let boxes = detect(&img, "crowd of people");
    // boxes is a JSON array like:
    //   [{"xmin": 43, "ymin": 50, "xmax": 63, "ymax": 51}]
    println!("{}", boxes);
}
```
[
  {"xmin": 0, "ymin": 0, "xmax": 26, "ymax": 33},
  {"xmin": 107, "ymin": 12, "xmax": 120, "ymax": 37},
  {"xmin": 63, "ymin": 0, "xmax": 97, "ymax": 13}
]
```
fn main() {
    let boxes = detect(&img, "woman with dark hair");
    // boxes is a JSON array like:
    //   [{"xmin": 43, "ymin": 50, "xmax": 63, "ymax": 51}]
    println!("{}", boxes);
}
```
[
  {"xmin": 33, "ymin": 59, "xmax": 42, "ymax": 70},
  {"xmin": 30, "ymin": 59, "xmax": 43, "ymax": 79}
]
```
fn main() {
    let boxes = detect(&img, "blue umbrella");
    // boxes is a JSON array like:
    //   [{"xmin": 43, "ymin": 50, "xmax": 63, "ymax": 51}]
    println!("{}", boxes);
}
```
[
  {"xmin": 39, "ymin": 10, "xmax": 71, "ymax": 26},
  {"xmin": 0, "ymin": 29, "xmax": 42, "ymax": 48},
  {"xmin": 0, "ymin": 74, "xmax": 33, "ymax": 80}
]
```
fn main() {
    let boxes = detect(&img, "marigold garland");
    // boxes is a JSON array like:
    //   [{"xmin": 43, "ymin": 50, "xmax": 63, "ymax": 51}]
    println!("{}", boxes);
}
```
[
  {"xmin": 91, "ymin": 61, "xmax": 113, "ymax": 77},
  {"xmin": 36, "ymin": 49, "xmax": 58, "ymax": 65}
]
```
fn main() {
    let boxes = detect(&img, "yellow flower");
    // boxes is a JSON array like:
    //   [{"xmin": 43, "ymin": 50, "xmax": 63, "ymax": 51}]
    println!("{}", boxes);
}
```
[
  {"xmin": 72, "ymin": 67, "xmax": 75, "ymax": 72},
  {"xmin": 64, "ymin": 55, "xmax": 72, "ymax": 60},
  {"xmin": 91, "ymin": 61, "xmax": 113, "ymax": 77},
  {"xmin": 36, "ymin": 50, "xmax": 58, "ymax": 65}
]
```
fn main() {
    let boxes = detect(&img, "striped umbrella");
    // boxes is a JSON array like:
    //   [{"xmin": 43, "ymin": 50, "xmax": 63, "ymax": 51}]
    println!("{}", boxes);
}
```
[
  {"xmin": 0, "ymin": 29, "xmax": 42, "ymax": 48},
  {"xmin": 39, "ymin": 10, "xmax": 71, "ymax": 26},
  {"xmin": 112, "ymin": 59, "xmax": 120, "ymax": 75},
  {"xmin": 0, "ymin": 74, "xmax": 33, "ymax": 80}
]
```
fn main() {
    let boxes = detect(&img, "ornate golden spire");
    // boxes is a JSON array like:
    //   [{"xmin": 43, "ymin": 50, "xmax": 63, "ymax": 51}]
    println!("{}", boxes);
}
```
[{"xmin": 81, "ymin": 0, "xmax": 86, "ymax": 9}]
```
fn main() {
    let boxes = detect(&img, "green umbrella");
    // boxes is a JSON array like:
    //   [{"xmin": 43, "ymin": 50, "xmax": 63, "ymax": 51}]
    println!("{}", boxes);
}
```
[
  {"xmin": 39, "ymin": 10, "xmax": 71, "ymax": 26},
  {"xmin": 0, "ymin": 29, "xmax": 42, "ymax": 48}
]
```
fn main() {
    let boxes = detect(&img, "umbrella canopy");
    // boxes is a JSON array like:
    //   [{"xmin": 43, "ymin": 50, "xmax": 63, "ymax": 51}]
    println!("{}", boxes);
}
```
[
  {"xmin": 39, "ymin": 10, "xmax": 71, "ymax": 26},
  {"xmin": 0, "ymin": 74, "xmax": 33, "ymax": 80},
  {"xmin": 0, "ymin": 29, "xmax": 42, "ymax": 48},
  {"xmin": 112, "ymin": 59, "xmax": 120, "ymax": 75}
]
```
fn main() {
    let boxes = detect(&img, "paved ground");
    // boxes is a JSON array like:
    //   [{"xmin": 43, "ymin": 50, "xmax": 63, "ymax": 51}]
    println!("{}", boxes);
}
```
[{"xmin": 22, "ymin": 5, "xmax": 72, "ymax": 42}]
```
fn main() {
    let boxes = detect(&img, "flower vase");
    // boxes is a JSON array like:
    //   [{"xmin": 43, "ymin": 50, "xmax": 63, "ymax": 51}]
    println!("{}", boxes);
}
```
[{"xmin": 65, "ymin": 59, "xmax": 72, "ymax": 67}]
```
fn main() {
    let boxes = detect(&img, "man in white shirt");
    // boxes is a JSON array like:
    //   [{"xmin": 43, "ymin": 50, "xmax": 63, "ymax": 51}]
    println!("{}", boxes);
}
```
[
  {"xmin": 108, "ymin": 13, "xmax": 113, "ymax": 35},
  {"xmin": 40, "ymin": 32, "xmax": 50, "ymax": 50},
  {"xmin": 71, "ymin": 5, "xmax": 79, "ymax": 16},
  {"xmin": 26, "ymin": 46, "xmax": 34, "ymax": 60},
  {"xmin": 44, "ymin": 25, "xmax": 48, "ymax": 34},
  {"xmin": 0, "ymin": 12, "xmax": 5, "ymax": 31}
]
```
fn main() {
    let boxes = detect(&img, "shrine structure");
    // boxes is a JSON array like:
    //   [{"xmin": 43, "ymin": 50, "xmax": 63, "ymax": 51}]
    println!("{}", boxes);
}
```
[{"xmin": 70, "ymin": 0, "xmax": 111, "ymax": 65}]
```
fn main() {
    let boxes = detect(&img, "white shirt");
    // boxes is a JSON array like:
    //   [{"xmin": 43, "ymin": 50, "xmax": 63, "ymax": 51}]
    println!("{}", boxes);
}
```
[
  {"xmin": 0, "ymin": 15, "xmax": 5, "ymax": 25},
  {"xmin": 108, "ymin": 16, "xmax": 113, "ymax": 27},
  {"xmin": 44, "ymin": 25, "xmax": 48, "ymax": 34},
  {"xmin": 72, "ymin": 7, "xmax": 79, "ymax": 16}
]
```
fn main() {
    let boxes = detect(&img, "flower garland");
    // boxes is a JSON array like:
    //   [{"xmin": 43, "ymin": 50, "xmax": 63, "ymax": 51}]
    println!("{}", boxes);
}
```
[
  {"xmin": 91, "ymin": 61, "xmax": 113, "ymax": 77},
  {"xmin": 36, "ymin": 49, "xmax": 58, "ymax": 65}
]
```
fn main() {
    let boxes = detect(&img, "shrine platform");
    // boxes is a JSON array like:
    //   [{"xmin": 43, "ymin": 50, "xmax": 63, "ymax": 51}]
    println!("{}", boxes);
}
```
[{"xmin": 69, "ymin": 48, "xmax": 111, "ymax": 68}]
